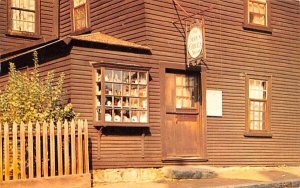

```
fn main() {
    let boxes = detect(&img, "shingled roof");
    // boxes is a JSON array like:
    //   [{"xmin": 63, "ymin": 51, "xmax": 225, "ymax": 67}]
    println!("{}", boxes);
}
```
[
  {"xmin": 0, "ymin": 32, "xmax": 151, "ymax": 63},
  {"xmin": 70, "ymin": 32, "xmax": 151, "ymax": 51}
]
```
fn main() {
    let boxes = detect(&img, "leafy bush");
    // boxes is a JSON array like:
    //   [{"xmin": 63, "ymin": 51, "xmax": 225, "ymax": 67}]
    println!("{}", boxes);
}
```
[{"xmin": 0, "ymin": 51, "xmax": 78, "ymax": 124}]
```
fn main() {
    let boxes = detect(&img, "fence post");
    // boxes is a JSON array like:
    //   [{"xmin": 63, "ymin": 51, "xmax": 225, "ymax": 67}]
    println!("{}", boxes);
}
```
[
  {"xmin": 78, "ymin": 120, "xmax": 83, "ymax": 174},
  {"xmin": 84, "ymin": 120, "xmax": 89, "ymax": 173},
  {"xmin": 43, "ymin": 121, "xmax": 48, "ymax": 177},
  {"xmin": 64, "ymin": 120, "xmax": 69, "ymax": 175},
  {"xmin": 50, "ymin": 121, "xmax": 55, "ymax": 176},
  {"xmin": 20, "ymin": 122, "xmax": 26, "ymax": 179},
  {"xmin": 71, "ymin": 120, "xmax": 76, "ymax": 174},
  {"xmin": 13, "ymin": 122, "xmax": 18, "ymax": 180},
  {"xmin": 36, "ymin": 122, "xmax": 41, "ymax": 178},
  {"xmin": 57, "ymin": 121, "xmax": 63, "ymax": 176},
  {"xmin": 4, "ymin": 122, "xmax": 10, "ymax": 181},
  {"xmin": 0, "ymin": 123, "xmax": 2, "ymax": 182},
  {"xmin": 28, "ymin": 122, "xmax": 34, "ymax": 179}
]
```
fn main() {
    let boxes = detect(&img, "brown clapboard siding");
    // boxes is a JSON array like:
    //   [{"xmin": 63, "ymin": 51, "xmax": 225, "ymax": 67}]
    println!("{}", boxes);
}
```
[
  {"xmin": 89, "ymin": 0, "xmax": 147, "ymax": 45},
  {"xmin": 70, "ymin": 46, "xmax": 161, "ymax": 169},
  {"xmin": 59, "ymin": 0, "xmax": 71, "ymax": 37},
  {"xmin": 143, "ymin": 0, "xmax": 300, "ymax": 167},
  {"xmin": 0, "ymin": 0, "xmax": 58, "ymax": 53}
]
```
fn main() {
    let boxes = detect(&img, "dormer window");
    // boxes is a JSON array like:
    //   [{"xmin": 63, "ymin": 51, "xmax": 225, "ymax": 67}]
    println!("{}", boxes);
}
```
[
  {"xmin": 72, "ymin": 0, "xmax": 89, "ymax": 33},
  {"xmin": 8, "ymin": 0, "xmax": 39, "ymax": 36}
]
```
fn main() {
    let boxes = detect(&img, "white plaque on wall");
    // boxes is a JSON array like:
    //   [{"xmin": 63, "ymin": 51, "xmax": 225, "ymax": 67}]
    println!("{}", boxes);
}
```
[{"xmin": 206, "ymin": 90, "xmax": 223, "ymax": 117}]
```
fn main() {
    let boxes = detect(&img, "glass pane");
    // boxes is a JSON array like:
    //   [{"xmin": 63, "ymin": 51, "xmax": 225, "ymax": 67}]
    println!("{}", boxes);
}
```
[
  {"xmin": 175, "ymin": 74, "xmax": 197, "ymax": 108},
  {"xmin": 130, "ymin": 98, "xmax": 139, "ymax": 109},
  {"xmin": 105, "ymin": 96, "xmax": 112, "ymax": 107},
  {"xmin": 104, "ymin": 70, "xmax": 113, "ymax": 82},
  {"xmin": 131, "ymin": 85, "xmax": 138, "ymax": 97},
  {"xmin": 139, "ymin": 72, "xmax": 147, "ymax": 84},
  {"xmin": 131, "ymin": 111, "xmax": 139, "ymax": 123},
  {"xmin": 12, "ymin": 10, "xmax": 35, "ymax": 32},
  {"xmin": 183, "ymin": 97, "xmax": 192, "ymax": 108},
  {"xmin": 249, "ymin": 79, "xmax": 267, "ymax": 100},
  {"xmin": 96, "ymin": 70, "xmax": 101, "ymax": 82},
  {"xmin": 113, "ymin": 109, "xmax": 121, "ymax": 122},
  {"xmin": 113, "ymin": 71, "xmax": 122, "ymax": 82},
  {"xmin": 104, "ymin": 109, "xmax": 112, "ymax": 122},
  {"xmin": 122, "ymin": 110, "xmax": 130, "ymax": 122},
  {"xmin": 139, "ymin": 86, "xmax": 147, "ymax": 97},
  {"xmin": 96, "ymin": 96, "xmax": 101, "ymax": 106},
  {"xmin": 123, "ymin": 97, "xmax": 130, "ymax": 108},
  {"xmin": 113, "ymin": 84, "xmax": 122, "ymax": 96},
  {"xmin": 96, "ymin": 107, "xmax": 101, "ymax": 121},
  {"xmin": 123, "ymin": 84, "xmax": 130, "ymax": 96},
  {"xmin": 122, "ymin": 71, "xmax": 130, "ymax": 83},
  {"xmin": 140, "ymin": 111, "xmax": 148, "ymax": 123},
  {"xmin": 114, "ymin": 97, "xmax": 122, "ymax": 108},
  {"xmin": 105, "ymin": 83, "xmax": 112, "ymax": 95},
  {"xmin": 96, "ymin": 83, "xmax": 101, "ymax": 95},
  {"xmin": 176, "ymin": 87, "xmax": 182, "ymax": 97},
  {"xmin": 131, "ymin": 72, "xmax": 138, "ymax": 84},
  {"xmin": 176, "ymin": 97, "xmax": 182, "ymax": 108},
  {"xmin": 176, "ymin": 76, "xmax": 182, "ymax": 86},
  {"xmin": 74, "ymin": 0, "xmax": 86, "ymax": 7},
  {"xmin": 139, "ymin": 98, "xmax": 147, "ymax": 109}
]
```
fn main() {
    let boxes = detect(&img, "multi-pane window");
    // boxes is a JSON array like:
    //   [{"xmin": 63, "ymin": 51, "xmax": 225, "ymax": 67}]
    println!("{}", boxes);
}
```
[
  {"xmin": 247, "ymin": 0, "xmax": 268, "ymax": 26},
  {"xmin": 248, "ymin": 79, "xmax": 269, "ymax": 131},
  {"xmin": 11, "ymin": 0, "xmax": 36, "ymax": 33},
  {"xmin": 73, "ymin": 0, "xmax": 88, "ymax": 32},
  {"xmin": 175, "ymin": 74, "xmax": 197, "ymax": 109},
  {"xmin": 95, "ymin": 68, "xmax": 148, "ymax": 124}
]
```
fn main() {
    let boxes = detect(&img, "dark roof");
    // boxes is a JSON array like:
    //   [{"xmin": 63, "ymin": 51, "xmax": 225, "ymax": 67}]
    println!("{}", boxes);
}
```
[
  {"xmin": 0, "ymin": 32, "xmax": 151, "ymax": 63},
  {"xmin": 70, "ymin": 32, "xmax": 151, "ymax": 50}
]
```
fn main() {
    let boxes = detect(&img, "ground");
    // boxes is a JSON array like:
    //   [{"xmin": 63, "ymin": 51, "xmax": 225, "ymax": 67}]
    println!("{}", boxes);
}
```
[{"xmin": 93, "ymin": 166, "xmax": 300, "ymax": 188}]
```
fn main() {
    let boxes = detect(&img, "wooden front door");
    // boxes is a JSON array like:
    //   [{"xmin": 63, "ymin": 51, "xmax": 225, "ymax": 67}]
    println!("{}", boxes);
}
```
[{"xmin": 163, "ymin": 71, "xmax": 203, "ymax": 159}]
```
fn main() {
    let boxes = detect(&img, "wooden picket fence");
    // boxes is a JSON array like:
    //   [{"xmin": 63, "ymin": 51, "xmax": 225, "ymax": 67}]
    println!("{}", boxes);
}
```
[{"xmin": 0, "ymin": 120, "xmax": 90, "ymax": 188}]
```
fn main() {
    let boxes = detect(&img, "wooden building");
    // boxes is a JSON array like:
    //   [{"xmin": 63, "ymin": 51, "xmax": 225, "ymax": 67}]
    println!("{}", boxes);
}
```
[{"xmin": 1, "ymin": 0, "xmax": 300, "ymax": 170}]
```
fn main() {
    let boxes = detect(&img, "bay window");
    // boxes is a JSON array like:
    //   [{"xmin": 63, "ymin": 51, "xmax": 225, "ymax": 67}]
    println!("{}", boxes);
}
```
[{"xmin": 95, "ymin": 68, "xmax": 149, "ymax": 126}]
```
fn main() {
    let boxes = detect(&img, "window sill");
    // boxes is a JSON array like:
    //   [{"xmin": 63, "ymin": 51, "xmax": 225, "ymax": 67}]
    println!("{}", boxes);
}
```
[
  {"xmin": 71, "ymin": 27, "xmax": 91, "ymax": 36},
  {"xmin": 243, "ymin": 24, "xmax": 273, "ymax": 34},
  {"xmin": 244, "ymin": 132, "xmax": 273, "ymax": 138},
  {"xmin": 93, "ymin": 121, "xmax": 149, "ymax": 128},
  {"xmin": 6, "ymin": 31, "xmax": 42, "ymax": 39}
]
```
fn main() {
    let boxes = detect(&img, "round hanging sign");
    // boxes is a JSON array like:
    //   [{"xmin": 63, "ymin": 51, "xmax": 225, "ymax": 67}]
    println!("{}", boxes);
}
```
[{"xmin": 187, "ymin": 26, "xmax": 203, "ymax": 59}]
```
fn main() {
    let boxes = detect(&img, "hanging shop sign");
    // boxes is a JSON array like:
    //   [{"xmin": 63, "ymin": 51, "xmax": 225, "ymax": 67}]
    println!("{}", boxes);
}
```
[{"xmin": 186, "ymin": 19, "xmax": 206, "ymax": 67}]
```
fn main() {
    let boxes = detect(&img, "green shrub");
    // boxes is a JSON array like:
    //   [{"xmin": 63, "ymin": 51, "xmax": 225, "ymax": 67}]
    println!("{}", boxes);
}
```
[{"xmin": 0, "ymin": 51, "xmax": 78, "ymax": 124}]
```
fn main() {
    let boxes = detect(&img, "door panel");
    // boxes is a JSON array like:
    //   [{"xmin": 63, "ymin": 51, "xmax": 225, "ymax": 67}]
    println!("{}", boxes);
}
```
[
  {"xmin": 175, "ymin": 115, "xmax": 200, "ymax": 157},
  {"xmin": 163, "ymin": 72, "xmax": 202, "ymax": 159}
]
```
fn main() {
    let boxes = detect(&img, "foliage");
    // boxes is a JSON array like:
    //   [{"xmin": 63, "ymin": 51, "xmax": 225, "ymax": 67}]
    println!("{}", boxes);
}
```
[{"xmin": 0, "ymin": 51, "xmax": 78, "ymax": 124}]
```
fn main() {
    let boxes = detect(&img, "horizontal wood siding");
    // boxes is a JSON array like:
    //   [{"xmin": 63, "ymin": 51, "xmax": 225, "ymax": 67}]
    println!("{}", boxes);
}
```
[
  {"xmin": 145, "ymin": 0, "xmax": 300, "ymax": 166},
  {"xmin": 59, "ymin": 0, "xmax": 71, "ymax": 37},
  {"xmin": 70, "ymin": 46, "xmax": 161, "ymax": 169},
  {"xmin": 89, "ymin": 0, "xmax": 147, "ymax": 45},
  {"xmin": 0, "ymin": 0, "xmax": 57, "ymax": 53}
]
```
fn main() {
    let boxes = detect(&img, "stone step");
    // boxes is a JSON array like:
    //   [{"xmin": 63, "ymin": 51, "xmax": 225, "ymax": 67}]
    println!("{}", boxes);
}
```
[
  {"xmin": 93, "ymin": 166, "xmax": 216, "ymax": 184},
  {"xmin": 162, "ymin": 166, "xmax": 217, "ymax": 179}
]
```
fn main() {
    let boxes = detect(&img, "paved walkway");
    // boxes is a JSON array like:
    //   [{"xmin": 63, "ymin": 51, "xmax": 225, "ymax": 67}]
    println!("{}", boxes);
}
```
[{"xmin": 93, "ymin": 166, "xmax": 300, "ymax": 188}]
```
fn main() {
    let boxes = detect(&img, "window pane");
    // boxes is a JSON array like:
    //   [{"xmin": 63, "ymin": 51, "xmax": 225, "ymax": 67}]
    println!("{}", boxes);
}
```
[
  {"xmin": 74, "ymin": 0, "xmax": 86, "ymax": 7},
  {"xmin": 248, "ymin": 0, "xmax": 267, "ymax": 26},
  {"xmin": 12, "ymin": 10, "xmax": 35, "ymax": 32},
  {"xmin": 74, "ymin": 4, "xmax": 87, "ymax": 31},
  {"xmin": 249, "ymin": 79, "xmax": 267, "ymax": 100},
  {"xmin": 175, "ymin": 74, "xmax": 198, "ymax": 109}
]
